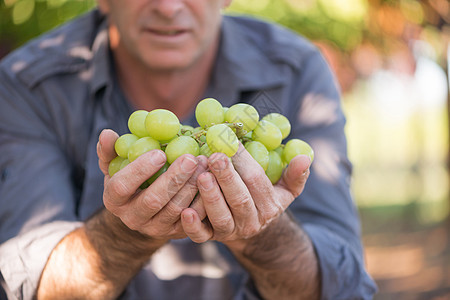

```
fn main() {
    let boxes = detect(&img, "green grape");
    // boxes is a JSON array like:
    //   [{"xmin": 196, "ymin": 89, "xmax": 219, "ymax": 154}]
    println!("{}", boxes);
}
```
[
  {"xmin": 159, "ymin": 135, "xmax": 178, "ymax": 145},
  {"xmin": 137, "ymin": 161, "xmax": 169, "ymax": 190},
  {"xmin": 200, "ymin": 143, "xmax": 213, "ymax": 157},
  {"xmin": 195, "ymin": 98, "xmax": 225, "ymax": 127},
  {"xmin": 273, "ymin": 144, "xmax": 284, "ymax": 157},
  {"xmin": 115, "ymin": 134, "xmax": 139, "ymax": 158},
  {"xmin": 120, "ymin": 158, "xmax": 130, "ymax": 169},
  {"xmin": 206, "ymin": 124, "xmax": 239, "ymax": 157},
  {"xmin": 245, "ymin": 141, "xmax": 269, "ymax": 171},
  {"xmin": 180, "ymin": 125, "xmax": 194, "ymax": 136},
  {"xmin": 165, "ymin": 136, "xmax": 200, "ymax": 164},
  {"xmin": 128, "ymin": 110, "xmax": 149, "ymax": 137},
  {"xmin": 282, "ymin": 139, "xmax": 314, "ymax": 163},
  {"xmin": 223, "ymin": 107, "xmax": 229, "ymax": 114},
  {"xmin": 252, "ymin": 120, "xmax": 282, "ymax": 151},
  {"xmin": 274, "ymin": 144, "xmax": 287, "ymax": 168},
  {"xmin": 265, "ymin": 151, "xmax": 284, "ymax": 184},
  {"xmin": 145, "ymin": 109, "xmax": 180, "ymax": 141},
  {"xmin": 108, "ymin": 156, "xmax": 126, "ymax": 177},
  {"xmin": 140, "ymin": 181, "xmax": 150, "ymax": 190},
  {"xmin": 128, "ymin": 137, "xmax": 161, "ymax": 162},
  {"xmin": 262, "ymin": 113, "xmax": 291, "ymax": 139},
  {"xmin": 224, "ymin": 103, "xmax": 259, "ymax": 132},
  {"xmin": 192, "ymin": 126, "xmax": 203, "ymax": 134},
  {"xmin": 182, "ymin": 125, "xmax": 195, "ymax": 131},
  {"xmin": 147, "ymin": 162, "xmax": 169, "ymax": 185}
]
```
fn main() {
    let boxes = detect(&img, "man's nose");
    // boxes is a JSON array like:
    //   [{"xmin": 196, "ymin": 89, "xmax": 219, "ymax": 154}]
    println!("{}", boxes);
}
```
[{"xmin": 151, "ymin": 0, "xmax": 184, "ymax": 19}]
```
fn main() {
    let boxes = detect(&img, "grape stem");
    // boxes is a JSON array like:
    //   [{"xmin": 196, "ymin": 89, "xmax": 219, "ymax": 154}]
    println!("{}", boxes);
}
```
[
  {"xmin": 232, "ymin": 123, "xmax": 248, "ymax": 139},
  {"xmin": 191, "ymin": 129, "xmax": 207, "ymax": 141},
  {"xmin": 172, "ymin": 122, "xmax": 249, "ymax": 148},
  {"xmin": 220, "ymin": 122, "xmax": 247, "ymax": 138},
  {"xmin": 240, "ymin": 137, "xmax": 252, "ymax": 144}
]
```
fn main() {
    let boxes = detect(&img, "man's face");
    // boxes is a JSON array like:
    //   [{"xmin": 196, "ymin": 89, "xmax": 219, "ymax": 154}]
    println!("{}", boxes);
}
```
[{"xmin": 98, "ymin": 0, "xmax": 231, "ymax": 72}]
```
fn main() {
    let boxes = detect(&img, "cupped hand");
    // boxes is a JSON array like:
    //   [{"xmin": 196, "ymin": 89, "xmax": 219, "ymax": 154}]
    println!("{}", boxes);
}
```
[
  {"xmin": 180, "ymin": 143, "xmax": 311, "ymax": 248},
  {"xmin": 97, "ymin": 129, "xmax": 208, "ymax": 241}
]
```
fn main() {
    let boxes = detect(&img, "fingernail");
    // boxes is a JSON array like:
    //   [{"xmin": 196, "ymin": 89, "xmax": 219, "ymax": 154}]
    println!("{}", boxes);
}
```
[
  {"xmin": 150, "ymin": 151, "xmax": 166, "ymax": 166},
  {"xmin": 199, "ymin": 176, "xmax": 213, "ymax": 190},
  {"xmin": 183, "ymin": 212, "xmax": 194, "ymax": 224},
  {"xmin": 181, "ymin": 156, "xmax": 198, "ymax": 172},
  {"xmin": 210, "ymin": 156, "xmax": 226, "ymax": 172},
  {"xmin": 302, "ymin": 168, "xmax": 310, "ymax": 176}
]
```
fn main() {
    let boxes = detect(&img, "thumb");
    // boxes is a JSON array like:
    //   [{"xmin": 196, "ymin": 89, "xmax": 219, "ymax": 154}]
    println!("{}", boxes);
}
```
[
  {"xmin": 97, "ymin": 129, "xmax": 119, "ymax": 175},
  {"xmin": 277, "ymin": 154, "xmax": 311, "ymax": 198}
]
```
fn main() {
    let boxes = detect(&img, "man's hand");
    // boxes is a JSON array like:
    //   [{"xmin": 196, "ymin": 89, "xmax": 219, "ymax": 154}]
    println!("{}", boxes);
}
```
[
  {"xmin": 179, "ymin": 143, "xmax": 319, "ymax": 300},
  {"xmin": 37, "ymin": 129, "xmax": 209, "ymax": 300},
  {"xmin": 98, "ymin": 129, "xmax": 207, "ymax": 240},
  {"xmin": 180, "ymin": 143, "xmax": 310, "ymax": 246}
]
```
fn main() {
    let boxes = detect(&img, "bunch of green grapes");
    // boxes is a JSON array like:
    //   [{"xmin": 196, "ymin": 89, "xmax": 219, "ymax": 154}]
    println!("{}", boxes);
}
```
[{"xmin": 108, "ymin": 98, "xmax": 314, "ymax": 187}]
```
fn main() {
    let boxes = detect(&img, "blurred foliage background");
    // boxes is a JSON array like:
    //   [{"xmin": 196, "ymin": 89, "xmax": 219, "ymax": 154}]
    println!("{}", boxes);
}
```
[{"xmin": 1, "ymin": 0, "xmax": 449, "ymax": 299}]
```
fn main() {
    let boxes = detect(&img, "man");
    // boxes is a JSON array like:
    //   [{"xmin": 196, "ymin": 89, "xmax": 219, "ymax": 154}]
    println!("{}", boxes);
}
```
[{"xmin": 0, "ymin": 0, "xmax": 377, "ymax": 299}]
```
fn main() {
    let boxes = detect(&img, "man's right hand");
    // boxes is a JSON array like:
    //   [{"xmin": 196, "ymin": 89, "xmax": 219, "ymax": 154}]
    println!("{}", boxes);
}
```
[{"xmin": 97, "ymin": 129, "xmax": 207, "ymax": 241}]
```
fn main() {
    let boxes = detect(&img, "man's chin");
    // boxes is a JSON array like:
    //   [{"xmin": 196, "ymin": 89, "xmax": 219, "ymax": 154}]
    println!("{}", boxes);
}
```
[{"xmin": 141, "ymin": 56, "xmax": 199, "ymax": 73}]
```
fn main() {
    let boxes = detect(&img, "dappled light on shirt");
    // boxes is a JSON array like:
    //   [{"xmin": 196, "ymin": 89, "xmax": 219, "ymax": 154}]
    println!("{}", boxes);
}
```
[
  {"xmin": 309, "ymin": 138, "xmax": 342, "ymax": 185},
  {"xmin": 69, "ymin": 47, "xmax": 93, "ymax": 61},
  {"xmin": 11, "ymin": 60, "xmax": 27, "ymax": 73},
  {"xmin": 150, "ymin": 241, "xmax": 230, "ymax": 280},
  {"xmin": 297, "ymin": 93, "xmax": 339, "ymax": 128},
  {"xmin": 39, "ymin": 34, "xmax": 65, "ymax": 49}
]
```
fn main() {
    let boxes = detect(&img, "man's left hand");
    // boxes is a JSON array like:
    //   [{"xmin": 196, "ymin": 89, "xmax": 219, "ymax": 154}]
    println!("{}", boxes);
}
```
[{"xmin": 180, "ymin": 143, "xmax": 311, "ymax": 248}]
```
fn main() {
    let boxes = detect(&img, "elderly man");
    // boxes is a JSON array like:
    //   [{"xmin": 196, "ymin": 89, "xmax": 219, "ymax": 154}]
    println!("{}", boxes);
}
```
[{"xmin": 0, "ymin": 1, "xmax": 376, "ymax": 299}]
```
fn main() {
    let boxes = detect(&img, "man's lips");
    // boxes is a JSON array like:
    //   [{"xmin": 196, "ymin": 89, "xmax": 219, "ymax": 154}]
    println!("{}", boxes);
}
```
[{"xmin": 146, "ymin": 28, "xmax": 189, "ymax": 36}]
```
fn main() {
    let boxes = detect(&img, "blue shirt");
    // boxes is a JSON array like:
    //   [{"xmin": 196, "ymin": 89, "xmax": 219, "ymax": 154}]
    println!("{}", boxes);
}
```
[{"xmin": 0, "ymin": 9, "xmax": 377, "ymax": 300}]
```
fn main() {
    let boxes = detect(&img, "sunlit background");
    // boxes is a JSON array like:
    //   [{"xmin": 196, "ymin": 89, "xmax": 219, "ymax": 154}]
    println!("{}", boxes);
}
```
[{"xmin": 1, "ymin": 0, "xmax": 449, "ymax": 299}]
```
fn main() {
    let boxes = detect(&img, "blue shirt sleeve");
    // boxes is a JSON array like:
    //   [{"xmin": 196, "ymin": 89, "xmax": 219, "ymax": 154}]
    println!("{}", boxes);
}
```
[
  {"xmin": 0, "ymin": 63, "xmax": 83, "ymax": 299},
  {"xmin": 303, "ymin": 224, "xmax": 376, "ymax": 300},
  {"xmin": 286, "ymin": 49, "xmax": 377, "ymax": 299}
]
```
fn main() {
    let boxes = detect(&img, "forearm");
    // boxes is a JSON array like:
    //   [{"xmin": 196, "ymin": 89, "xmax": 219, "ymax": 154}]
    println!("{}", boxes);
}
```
[
  {"xmin": 37, "ymin": 209, "xmax": 167, "ymax": 300},
  {"xmin": 226, "ymin": 212, "xmax": 321, "ymax": 300}
]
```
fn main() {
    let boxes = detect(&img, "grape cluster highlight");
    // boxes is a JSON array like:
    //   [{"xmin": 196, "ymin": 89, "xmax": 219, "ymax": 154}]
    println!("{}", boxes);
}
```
[{"xmin": 108, "ymin": 98, "xmax": 314, "ymax": 186}]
